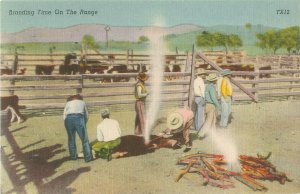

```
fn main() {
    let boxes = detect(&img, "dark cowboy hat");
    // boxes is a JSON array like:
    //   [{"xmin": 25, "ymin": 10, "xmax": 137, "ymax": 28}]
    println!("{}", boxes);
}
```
[{"xmin": 137, "ymin": 72, "xmax": 149, "ymax": 81}]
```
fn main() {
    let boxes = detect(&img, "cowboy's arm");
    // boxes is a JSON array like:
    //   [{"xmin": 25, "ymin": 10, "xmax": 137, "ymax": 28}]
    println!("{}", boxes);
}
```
[{"xmin": 137, "ymin": 86, "xmax": 147, "ymax": 98}]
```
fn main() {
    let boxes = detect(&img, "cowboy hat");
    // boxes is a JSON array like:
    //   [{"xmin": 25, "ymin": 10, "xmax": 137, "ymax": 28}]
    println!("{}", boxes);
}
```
[
  {"xmin": 167, "ymin": 112, "xmax": 184, "ymax": 130},
  {"xmin": 196, "ymin": 68, "xmax": 207, "ymax": 75},
  {"xmin": 222, "ymin": 69, "xmax": 232, "ymax": 76},
  {"xmin": 137, "ymin": 72, "xmax": 149, "ymax": 81},
  {"xmin": 206, "ymin": 73, "xmax": 218, "ymax": 82},
  {"xmin": 101, "ymin": 109, "xmax": 110, "ymax": 117}
]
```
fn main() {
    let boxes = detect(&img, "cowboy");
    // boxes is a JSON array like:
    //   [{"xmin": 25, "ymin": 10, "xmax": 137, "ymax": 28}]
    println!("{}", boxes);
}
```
[
  {"xmin": 134, "ymin": 72, "xmax": 149, "ymax": 136},
  {"xmin": 63, "ymin": 94, "xmax": 92, "ymax": 162},
  {"xmin": 220, "ymin": 69, "xmax": 233, "ymax": 128},
  {"xmin": 160, "ymin": 108, "xmax": 194, "ymax": 152},
  {"xmin": 90, "ymin": 109, "xmax": 122, "ymax": 161},
  {"xmin": 193, "ymin": 68, "xmax": 207, "ymax": 132},
  {"xmin": 199, "ymin": 73, "xmax": 221, "ymax": 138}
]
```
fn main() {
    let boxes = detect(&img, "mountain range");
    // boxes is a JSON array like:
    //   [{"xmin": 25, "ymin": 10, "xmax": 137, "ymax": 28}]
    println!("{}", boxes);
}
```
[{"xmin": 1, "ymin": 24, "xmax": 201, "ymax": 43}]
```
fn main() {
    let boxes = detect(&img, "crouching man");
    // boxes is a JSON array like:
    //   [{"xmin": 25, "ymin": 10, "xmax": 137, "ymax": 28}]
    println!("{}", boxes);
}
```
[
  {"xmin": 91, "ymin": 109, "xmax": 122, "ymax": 161},
  {"xmin": 159, "ymin": 108, "xmax": 194, "ymax": 152}
]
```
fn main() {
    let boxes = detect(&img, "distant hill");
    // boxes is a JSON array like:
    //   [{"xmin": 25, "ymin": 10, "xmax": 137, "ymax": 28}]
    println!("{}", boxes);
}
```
[{"xmin": 1, "ymin": 24, "xmax": 201, "ymax": 43}]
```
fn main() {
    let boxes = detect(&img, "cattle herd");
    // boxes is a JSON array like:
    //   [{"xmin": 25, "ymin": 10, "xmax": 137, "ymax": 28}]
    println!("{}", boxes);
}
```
[{"xmin": 0, "ymin": 53, "xmax": 273, "ymax": 80}]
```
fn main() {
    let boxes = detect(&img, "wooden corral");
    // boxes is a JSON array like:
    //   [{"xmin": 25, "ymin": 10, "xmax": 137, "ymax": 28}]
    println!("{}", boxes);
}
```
[{"xmin": 1, "ymin": 50, "xmax": 300, "ymax": 109}]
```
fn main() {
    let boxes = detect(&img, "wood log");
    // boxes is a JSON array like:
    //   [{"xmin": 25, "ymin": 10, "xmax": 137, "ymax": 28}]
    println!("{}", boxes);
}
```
[{"xmin": 175, "ymin": 162, "xmax": 194, "ymax": 182}]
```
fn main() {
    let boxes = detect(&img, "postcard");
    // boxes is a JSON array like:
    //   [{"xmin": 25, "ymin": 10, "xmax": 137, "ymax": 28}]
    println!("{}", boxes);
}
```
[{"xmin": 1, "ymin": 0, "xmax": 300, "ymax": 194}]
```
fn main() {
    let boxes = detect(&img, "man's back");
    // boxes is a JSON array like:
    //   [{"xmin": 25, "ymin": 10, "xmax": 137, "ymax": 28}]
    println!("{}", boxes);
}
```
[{"xmin": 97, "ymin": 118, "xmax": 121, "ymax": 142}]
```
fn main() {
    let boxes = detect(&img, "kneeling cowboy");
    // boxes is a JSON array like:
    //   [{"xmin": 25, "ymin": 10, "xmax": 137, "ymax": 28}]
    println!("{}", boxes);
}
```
[{"xmin": 91, "ymin": 109, "xmax": 122, "ymax": 161}]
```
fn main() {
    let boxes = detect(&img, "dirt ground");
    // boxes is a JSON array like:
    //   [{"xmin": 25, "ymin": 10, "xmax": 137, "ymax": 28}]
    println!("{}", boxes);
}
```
[{"xmin": 1, "ymin": 100, "xmax": 300, "ymax": 194}]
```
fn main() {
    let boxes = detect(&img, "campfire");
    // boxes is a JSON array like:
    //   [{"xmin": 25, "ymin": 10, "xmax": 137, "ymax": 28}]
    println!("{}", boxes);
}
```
[{"xmin": 175, "ymin": 152, "xmax": 292, "ymax": 191}]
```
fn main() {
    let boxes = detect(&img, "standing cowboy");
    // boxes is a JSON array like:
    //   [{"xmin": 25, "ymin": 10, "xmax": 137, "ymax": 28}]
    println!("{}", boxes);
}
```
[
  {"xmin": 134, "ymin": 72, "xmax": 149, "ymax": 136},
  {"xmin": 193, "ymin": 68, "xmax": 207, "ymax": 132},
  {"xmin": 199, "ymin": 74, "xmax": 221, "ymax": 138},
  {"xmin": 220, "ymin": 69, "xmax": 233, "ymax": 128},
  {"xmin": 63, "ymin": 94, "xmax": 92, "ymax": 162}
]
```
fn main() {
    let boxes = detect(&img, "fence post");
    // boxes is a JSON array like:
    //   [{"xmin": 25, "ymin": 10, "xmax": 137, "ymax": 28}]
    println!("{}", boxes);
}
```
[
  {"xmin": 252, "ymin": 64, "xmax": 259, "ymax": 102},
  {"xmin": 77, "ymin": 75, "xmax": 83, "ymax": 94},
  {"xmin": 288, "ymin": 73, "xmax": 295, "ymax": 100},
  {"xmin": 188, "ymin": 44, "xmax": 195, "ymax": 108},
  {"xmin": 9, "ymin": 52, "xmax": 18, "ymax": 95},
  {"xmin": 126, "ymin": 49, "xmax": 129, "ymax": 66}
]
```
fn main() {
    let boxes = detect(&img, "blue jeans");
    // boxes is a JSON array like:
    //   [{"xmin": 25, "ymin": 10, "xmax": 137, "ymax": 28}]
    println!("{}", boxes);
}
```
[
  {"xmin": 220, "ymin": 96, "xmax": 232, "ymax": 128},
  {"xmin": 64, "ymin": 114, "xmax": 92, "ymax": 162},
  {"xmin": 194, "ymin": 96, "xmax": 205, "ymax": 131}
]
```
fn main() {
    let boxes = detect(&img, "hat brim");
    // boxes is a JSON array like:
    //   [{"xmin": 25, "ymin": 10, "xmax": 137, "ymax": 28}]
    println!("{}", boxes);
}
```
[
  {"xmin": 196, "ymin": 72, "xmax": 208, "ymax": 75},
  {"xmin": 207, "ymin": 77, "xmax": 218, "ymax": 82},
  {"xmin": 167, "ymin": 112, "xmax": 184, "ymax": 130},
  {"xmin": 137, "ymin": 75, "xmax": 149, "ymax": 81}
]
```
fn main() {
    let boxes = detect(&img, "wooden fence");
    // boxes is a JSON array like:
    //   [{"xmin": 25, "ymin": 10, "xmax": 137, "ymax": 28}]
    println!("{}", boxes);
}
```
[{"xmin": 1, "ymin": 50, "xmax": 300, "ymax": 110}]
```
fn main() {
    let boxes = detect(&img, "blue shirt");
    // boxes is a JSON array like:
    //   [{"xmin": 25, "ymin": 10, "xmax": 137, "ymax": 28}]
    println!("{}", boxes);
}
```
[{"xmin": 205, "ymin": 83, "xmax": 221, "ymax": 110}]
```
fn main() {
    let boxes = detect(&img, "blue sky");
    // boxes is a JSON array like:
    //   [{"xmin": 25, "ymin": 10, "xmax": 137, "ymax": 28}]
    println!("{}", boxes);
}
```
[{"xmin": 1, "ymin": 0, "xmax": 299, "ymax": 33}]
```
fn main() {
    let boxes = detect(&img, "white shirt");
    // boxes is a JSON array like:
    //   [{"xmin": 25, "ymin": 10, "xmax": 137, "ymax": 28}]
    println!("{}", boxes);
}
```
[
  {"xmin": 193, "ymin": 77, "xmax": 205, "ymax": 97},
  {"xmin": 63, "ymin": 99, "xmax": 88, "ymax": 120},
  {"xmin": 97, "ymin": 118, "xmax": 121, "ymax": 142}
]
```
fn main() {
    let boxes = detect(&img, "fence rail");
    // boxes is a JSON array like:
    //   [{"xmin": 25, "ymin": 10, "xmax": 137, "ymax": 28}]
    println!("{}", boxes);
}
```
[{"xmin": 1, "ymin": 50, "xmax": 300, "ymax": 109}]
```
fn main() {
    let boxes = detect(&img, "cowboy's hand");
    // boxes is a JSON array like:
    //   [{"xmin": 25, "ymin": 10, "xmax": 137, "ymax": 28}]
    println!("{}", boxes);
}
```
[
  {"xmin": 163, "ymin": 133, "xmax": 173, "ymax": 138},
  {"xmin": 158, "ymin": 132, "xmax": 165, "ymax": 137}
]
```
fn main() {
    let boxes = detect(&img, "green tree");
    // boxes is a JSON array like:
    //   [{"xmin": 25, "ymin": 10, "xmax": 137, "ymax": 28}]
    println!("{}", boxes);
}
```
[
  {"xmin": 196, "ymin": 31, "xmax": 216, "ymax": 50},
  {"xmin": 138, "ymin": 36, "xmax": 149, "ymax": 43},
  {"xmin": 256, "ymin": 33, "xmax": 267, "ymax": 51},
  {"xmin": 256, "ymin": 30, "xmax": 282, "ymax": 54},
  {"xmin": 81, "ymin": 35, "xmax": 98, "ymax": 53},
  {"xmin": 280, "ymin": 26, "xmax": 300, "ymax": 54},
  {"xmin": 227, "ymin": 34, "xmax": 243, "ymax": 50}
]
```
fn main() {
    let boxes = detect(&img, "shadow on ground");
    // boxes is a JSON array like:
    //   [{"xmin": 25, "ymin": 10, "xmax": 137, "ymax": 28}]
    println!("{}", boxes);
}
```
[{"xmin": 1, "ymin": 126, "xmax": 91, "ymax": 194}]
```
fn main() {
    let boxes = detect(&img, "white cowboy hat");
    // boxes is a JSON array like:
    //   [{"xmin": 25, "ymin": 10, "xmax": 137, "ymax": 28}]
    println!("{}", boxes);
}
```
[
  {"xmin": 167, "ymin": 112, "xmax": 184, "ymax": 130},
  {"xmin": 206, "ymin": 73, "xmax": 218, "ymax": 82}
]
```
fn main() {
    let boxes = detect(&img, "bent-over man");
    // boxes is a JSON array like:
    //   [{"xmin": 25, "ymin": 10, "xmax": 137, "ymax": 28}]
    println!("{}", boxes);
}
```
[
  {"xmin": 160, "ymin": 108, "xmax": 194, "ymax": 152},
  {"xmin": 63, "ymin": 94, "xmax": 92, "ymax": 162}
]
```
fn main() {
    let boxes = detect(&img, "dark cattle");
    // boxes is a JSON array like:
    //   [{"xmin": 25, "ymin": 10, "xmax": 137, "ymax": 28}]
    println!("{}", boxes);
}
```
[
  {"xmin": 0, "ymin": 68, "xmax": 13, "ymax": 75},
  {"xmin": 1, "ymin": 95, "xmax": 25, "ymax": 123},
  {"xmin": 59, "ymin": 64, "xmax": 80, "ymax": 75},
  {"xmin": 218, "ymin": 64, "xmax": 272, "ymax": 79},
  {"xmin": 259, "ymin": 65, "xmax": 271, "ymax": 78},
  {"xmin": 1, "ymin": 68, "xmax": 27, "ymax": 75},
  {"xmin": 59, "ymin": 53, "xmax": 80, "ymax": 75},
  {"xmin": 112, "ymin": 135, "xmax": 180, "ymax": 158},
  {"xmin": 164, "ymin": 64, "xmax": 181, "ymax": 81},
  {"xmin": 86, "ymin": 65, "xmax": 109, "ymax": 74},
  {"xmin": 106, "ymin": 65, "xmax": 129, "ymax": 82},
  {"xmin": 35, "ymin": 65, "xmax": 55, "ymax": 75},
  {"xmin": 165, "ymin": 55, "xmax": 176, "ymax": 65}
]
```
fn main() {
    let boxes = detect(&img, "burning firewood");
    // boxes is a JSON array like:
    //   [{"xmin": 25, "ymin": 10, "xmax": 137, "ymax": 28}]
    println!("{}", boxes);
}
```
[{"xmin": 175, "ymin": 152, "xmax": 292, "ymax": 191}]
